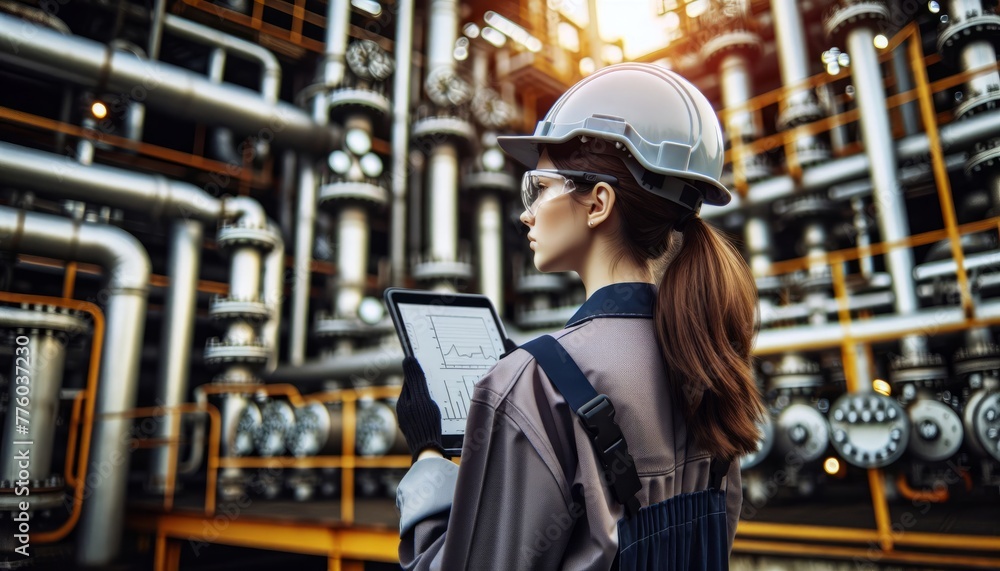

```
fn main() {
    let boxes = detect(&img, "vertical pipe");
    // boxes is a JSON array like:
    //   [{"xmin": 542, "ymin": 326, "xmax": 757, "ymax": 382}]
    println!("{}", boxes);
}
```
[
  {"xmin": 427, "ymin": 0, "xmax": 459, "ymax": 73},
  {"xmin": 390, "ymin": 0, "xmax": 415, "ymax": 287},
  {"xmin": 846, "ymin": 24, "xmax": 925, "ymax": 356},
  {"xmin": 148, "ymin": 0, "xmax": 167, "ymax": 60},
  {"xmin": 477, "ymin": 193, "xmax": 503, "ymax": 311},
  {"xmin": 261, "ymin": 222, "xmax": 284, "ymax": 373},
  {"xmin": 290, "ymin": 159, "xmax": 317, "ymax": 365},
  {"xmin": 719, "ymin": 54, "xmax": 757, "ymax": 141},
  {"xmin": 949, "ymin": 0, "xmax": 1000, "ymax": 101},
  {"xmin": 770, "ymin": 0, "xmax": 812, "ymax": 108},
  {"xmin": 745, "ymin": 215, "xmax": 772, "ymax": 278},
  {"xmin": 148, "ymin": 219, "xmax": 203, "ymax": 491},
  {"xmin": 891, "ymin": 40, "xmax": 920, "ymax": 136},
  {"xmin": 427, "ymin": 144, "xmax": 459, "ymax": 263},
  {"xmin": 322, "ymin": 0, "xmax": 351, "ymax": 86},
  {"xmin": 336, "ymin": 205, "xmax": 369, "ymax": 318},
  {"xmin": 1, "ymin": 332, "xmax": 65, "ymax": 481}
]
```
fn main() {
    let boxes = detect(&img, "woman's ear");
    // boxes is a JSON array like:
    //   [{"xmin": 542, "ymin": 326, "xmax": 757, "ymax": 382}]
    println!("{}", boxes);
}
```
[{"xmin": 587, "ymin": 182, "xmax": 615, "ymax": 229}]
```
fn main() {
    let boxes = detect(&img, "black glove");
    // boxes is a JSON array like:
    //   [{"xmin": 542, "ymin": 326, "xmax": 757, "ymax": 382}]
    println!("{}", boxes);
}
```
[{"xmin": 396, "ymin": 356, "xmax": 445, "ymax": 462}]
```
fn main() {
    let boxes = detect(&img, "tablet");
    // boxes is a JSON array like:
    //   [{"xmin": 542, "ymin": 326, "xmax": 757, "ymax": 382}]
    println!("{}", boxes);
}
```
[{"xmin": 384, "ymin": 288, "xmax": 509, "ymax": 456}]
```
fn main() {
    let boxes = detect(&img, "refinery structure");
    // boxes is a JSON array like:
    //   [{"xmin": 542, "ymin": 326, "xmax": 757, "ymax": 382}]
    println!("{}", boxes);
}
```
[{"xmin": 0, "ymin": 0, "xmax": 999, "ymax": 568}]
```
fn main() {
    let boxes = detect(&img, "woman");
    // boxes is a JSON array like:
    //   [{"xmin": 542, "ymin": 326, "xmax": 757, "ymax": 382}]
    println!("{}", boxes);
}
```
[{"xmin": 394, "ymin": 63, "xmax": 765, "ymax": 570}]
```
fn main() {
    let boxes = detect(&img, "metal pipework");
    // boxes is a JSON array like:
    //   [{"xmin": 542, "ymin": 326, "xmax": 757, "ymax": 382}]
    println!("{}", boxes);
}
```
[
  {"xmin": 477, "ymin": 193, "xmax": 504, "ymax": 312},
  {"xmin": 266, "ymin": 346, "xmax": 405, "ymax": 383},
  {"xmin": 290, "ymin": 159, "xmax": 317, "ymax": 365},
  {"xmin": 261, "ymin": 222, "xmax": 285, "ymax": 373},
  {"xmin": 0, "ymin": 13, "xmax": 337, "ymax": 153},
  {"xmin": 163, "ymin": 14, "xmax": 280, "ymax": 102},
  {"xmin": 0, "ymin": 141, "xmax": 223, "ymax": 222},
  {"xmin": 427, "ymin": 0, "xmax": 459, "ymax": 73},
  {"xmin": 148, "ymin": 219, "xmax": 203, "ymax": 492},
  {"xmin": 428, "ymin": 144, "xmax": 460, "ymax": 265},
  {"xmin": 769, "ymin": 0, "xmax": 825, "ymax": 159},
  {"xmin": 336, "ymin": 205, "xmax": 369, "ymax": 319},
  {"xmin": 389, "ymin": 0, "xmax": 415, "ymax": 286},
  {"xmin": 704, "ymin": 109, "xmax": 1000, "ymax": 218},
  {"xmin": 0, "ymin": 308, "xmax": 85, "ymax": 482},
  {"xmin": 322, "ymin": 0, "xmax": 351, "ymax": 87},
  {"xmin": 719, "ymin": 53, "xmax": 759, "ymax": 143},
  {"xmin": 0, "ymin": 207, "xmax": 150, "ymax": 567},
  {"xmin": 947, "ymin": 0, "xmax": 1000, "ymax": 111}
]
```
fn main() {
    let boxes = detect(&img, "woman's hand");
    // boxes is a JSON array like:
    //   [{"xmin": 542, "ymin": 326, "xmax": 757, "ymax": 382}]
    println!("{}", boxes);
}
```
[{"xmin": 396, "ymin": 357, "xmax": 446, "ymax": 462}]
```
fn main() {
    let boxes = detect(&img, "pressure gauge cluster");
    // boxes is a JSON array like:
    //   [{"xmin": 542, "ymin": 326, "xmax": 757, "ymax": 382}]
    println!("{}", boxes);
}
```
[{"xmin": 829, "ymin": 393, "xmax": 910, "ymax": 468}]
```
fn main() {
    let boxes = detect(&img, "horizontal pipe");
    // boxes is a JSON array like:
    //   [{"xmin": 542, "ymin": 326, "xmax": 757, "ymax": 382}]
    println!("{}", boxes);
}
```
[
  {"xmin": 265, "ymin": 347, "xmax": 405, "ymax": 383},
  {"xmin": 706, "ymin": 110, "xmax": 1000, "ymax": 218},
  {"xmin": 754, "ymin": 297, "xmax": 1000, "ymax": 354},
  {"xmin": 914, "ymin": 249, "xmax": 1000, "ymax": 281},
  {"xmin": 0, "ymin": 140, "xmax": 223, "ymax": 222},
  {"xmin": 0, "ymin": 13, "xmax": 336, "ymax": 152}
]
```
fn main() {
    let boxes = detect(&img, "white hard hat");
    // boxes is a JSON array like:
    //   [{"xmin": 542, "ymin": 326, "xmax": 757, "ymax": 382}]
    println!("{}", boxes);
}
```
[{"xmin": 498, "ymin": 63, "xmax": 730, "ymax": 211}]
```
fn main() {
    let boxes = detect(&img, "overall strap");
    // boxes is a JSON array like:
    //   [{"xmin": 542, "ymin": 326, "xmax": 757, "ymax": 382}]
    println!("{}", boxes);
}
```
[{"xmin": 521, "ymin": 335, "xmax": 642, "ymax": 516}]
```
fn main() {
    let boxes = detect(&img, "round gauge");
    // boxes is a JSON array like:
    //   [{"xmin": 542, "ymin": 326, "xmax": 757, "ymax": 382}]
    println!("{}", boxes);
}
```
[
  {"xmin": 968, "ymin": 392, "xmax": 1000, "ymax": 462},
  {"xmin": 328, "ymin": 150, "xmax": 352, "ymax": 174},
  {"xmin": 345, "ymin": 128, "xmax": 372, "ymax": 156},
  {"xmin": 233, "ymin": 401, "xmax": 262, "ymax": 457},
  {"xmin": 359, "ymin": 153, "xmax": 383, "ymax": 178},
  {"xmin": 253, "ymin": 399, "xmax": 295, "ymax": 457},
  {"xmin": 356, "ymin": 399, "xmax": 401, "ymax": 457}
]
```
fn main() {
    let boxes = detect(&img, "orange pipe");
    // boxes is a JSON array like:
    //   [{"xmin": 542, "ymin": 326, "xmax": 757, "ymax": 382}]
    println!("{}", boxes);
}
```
[
  {"xmin": 63, "ymin": 391, "xmax": 85, "ymax": 487},
  {"xmin": 62, "ymin": 261, "xmax": 77, "ymax": 299},
  {"xmin": 0, "ymin": 293, "xmax": 104, "ymax": 544},
  {"xmin": 895, "ymin": 472, "xmax": 949, "ymax": 503}
]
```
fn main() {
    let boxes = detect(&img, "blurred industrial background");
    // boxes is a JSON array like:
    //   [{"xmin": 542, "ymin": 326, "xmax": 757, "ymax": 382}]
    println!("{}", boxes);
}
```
[{"xmin": 0, "ymin": 0, "xmax": 998, "ymax": 568}]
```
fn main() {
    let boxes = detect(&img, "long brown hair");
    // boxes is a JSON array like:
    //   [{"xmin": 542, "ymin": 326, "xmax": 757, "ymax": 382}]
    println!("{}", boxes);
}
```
[{"xmin": 547, "ymin": 141, "xmax": 764, "ymax": 462}]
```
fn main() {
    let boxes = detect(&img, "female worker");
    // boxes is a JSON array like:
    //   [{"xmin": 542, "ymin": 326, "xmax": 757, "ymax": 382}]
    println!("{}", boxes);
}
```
[{"xmin": 393, "ymin": 63, "xmax": 765, "ymax": 570}]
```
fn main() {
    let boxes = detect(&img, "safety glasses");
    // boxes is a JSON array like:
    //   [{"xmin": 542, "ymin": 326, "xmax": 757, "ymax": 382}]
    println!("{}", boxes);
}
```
[{"xmin": 521, "ymin": 169, "xmax": 618, "ymax": 216}]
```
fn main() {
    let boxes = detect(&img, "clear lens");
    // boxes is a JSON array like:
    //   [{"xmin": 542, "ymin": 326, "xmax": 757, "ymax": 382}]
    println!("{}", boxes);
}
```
[{"xmin": 521, "ymin": 170, "xmax": 575, "ymax": 215}]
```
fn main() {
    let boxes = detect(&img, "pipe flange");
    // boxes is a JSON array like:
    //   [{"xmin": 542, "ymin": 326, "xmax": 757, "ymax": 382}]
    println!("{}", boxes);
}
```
[
  {"xmin": 796, "ymin": 141, "xmax": 833, "ymax": 168},
  {"xmin": 313, "ymin": 314, "xmax": 390, "ymax": 338},
  {"xmin": 461, "ymin": 171, "xmax": 518, "ymax": 193},
  {"xmin": 740, "ymin": 414, "xmax": 775, "ymax": 470},
  {"xmin": 233, "ymin": 401, "xmax": 262, "ymax": 457},
  {"xmin": 936, "ymin": 13, "xmax": 1000, "ymax": 68},
  {"xmin": 411, "ymin": 116, "xmax": 476, "ymax": 145},
  {"xmin": 412, "ymin": 260, "xmax": 474, "ymax": 281},
  {"xmin": 768, "ymin": 356, "xmax": 824, "ymax": 392},
  {"xmin": 472, "ymin": 88, "xmax": 516, "ymax": 130},
  {"xmin": 775, "ymin": 403, "xmax": 830, "ymax": 463},
  {"xmin": 328, "ymin": 88, "xmax": 391, "ymax": 116},
  {"xmin": 823, "ymin": 0, "xmax": 889, "ymax": 43},
  {"xmin": 829, "ymin": 392, "xmax": 909, "ymax": 468},
  {"xmin": 953, "ymin": 343, "xmax": 1000, "ymax": 377},
  {"xmin": 700, "ymin": 29, "xmax": 763, "ymax": 70},
  {"xmin": 955, "ymin": 86, "xmax": 1000, "ymax": 120},
  {"xmin": 209, "ymin": 296, "xmax": 271, "ymax": 322},
  {"xmin": 217, "ymin": 221, "xmax": 278, "ymax": 252},
  {"xmin": 907, "ymin": 399, "xmax": 963, "ymax": 462},
  {"xmin": 776, "ymin": 100, "xmax": 827, "ymax": 131},
  {"xmin": 966, "ymin": 137, "xmax": 1000, "ymax": 178},
  {"xmin": 2, "ymin": 304, "xmax": 90, "ymax": 336},
  {"xmin": 774, "ymin": 193, "xmax": 840, "ymax": 225},
  {"xmin": 517, "ymin": 273, "xmax": 566, "ymax": 294},
  {"xmin": 966, "ymin": 391, "xmax": 1000, "ymax": 462},
  {"xmin": 0, "ymin": 475, "xmax": 65, "ymax": 511},
  {"xmin": 203, "ymin": 337, "xmax": 269, "ymax": 366},
  {"xmin": 317, "ymin": 181, "xmax": 389, "ymax": 206},
  {"xmin": 889, "ymin": 352, "xmax": 949, "ymax": 386}
]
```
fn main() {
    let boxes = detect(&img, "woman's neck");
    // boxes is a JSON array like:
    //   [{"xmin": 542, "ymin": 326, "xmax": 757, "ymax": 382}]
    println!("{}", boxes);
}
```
[{"xmin": 576, "ymin": 252, "xmax": 652, "ymax": 299}]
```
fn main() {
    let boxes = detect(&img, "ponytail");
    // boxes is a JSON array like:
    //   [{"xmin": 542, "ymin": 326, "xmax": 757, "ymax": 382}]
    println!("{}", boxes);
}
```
[
  {"xmin": 546, "ymin": 141, "xmax": 765, "ymax": 461},
  {"xmin": 655, "ymin": 217, "xmax": 764, "ymax": 461}
]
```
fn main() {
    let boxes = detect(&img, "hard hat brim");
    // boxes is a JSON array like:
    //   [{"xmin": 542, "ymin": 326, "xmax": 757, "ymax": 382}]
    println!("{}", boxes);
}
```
[{"xmin": 497, "ymin": 132, "xmax": 732, "ymax": 207}]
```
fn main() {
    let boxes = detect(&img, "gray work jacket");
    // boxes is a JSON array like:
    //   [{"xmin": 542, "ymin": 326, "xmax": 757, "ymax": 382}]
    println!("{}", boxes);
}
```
[{"xmin": 396, "ymin": 282, "xmax": 742, "ymax": 570}]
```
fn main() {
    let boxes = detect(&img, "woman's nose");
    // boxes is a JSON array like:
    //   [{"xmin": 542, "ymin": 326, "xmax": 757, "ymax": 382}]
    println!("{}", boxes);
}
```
[{"xmin": 519, "ymin": 209, "xmax": 534, "ymax": 226}]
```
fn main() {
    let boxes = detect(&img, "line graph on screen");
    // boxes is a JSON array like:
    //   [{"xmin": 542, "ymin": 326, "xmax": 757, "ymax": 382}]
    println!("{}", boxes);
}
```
[{"xmin": 429, "ymin": 315, "xmax": 501, "ymax": 369}]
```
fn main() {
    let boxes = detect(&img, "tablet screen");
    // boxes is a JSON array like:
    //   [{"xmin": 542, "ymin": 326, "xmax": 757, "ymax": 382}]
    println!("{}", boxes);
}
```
[{"xmin": 395, "ymin": 302, "xmax": 507, "ymax": 436}]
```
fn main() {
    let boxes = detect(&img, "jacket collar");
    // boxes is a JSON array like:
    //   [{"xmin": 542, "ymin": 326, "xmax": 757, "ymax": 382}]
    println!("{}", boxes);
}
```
[{"xmin": 565, "ymin": 282, "xmax": 657, "ymax": 328}]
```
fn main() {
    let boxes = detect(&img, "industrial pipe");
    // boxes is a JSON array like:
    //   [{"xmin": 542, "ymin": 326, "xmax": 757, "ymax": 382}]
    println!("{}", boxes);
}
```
[
  {"xmin": 0, "ymin": 13, "xmax": 337, "ymax": 152},
  {"xmin": 704, "ymin": 106, "xmax": 1000, "ymax": 218},
  {"xmin": 477, "ymin": 193, "xmax": 504, "ymax": 311},
  {"xmin": 290, "ymin": 159, "xmax": 317, "ymax": 365},
  {"xmin": 0, "ymin": 207, "xmax": 151, "ymax": 567},
  {"xmin": 390, "ymin": 0, "xmax": 415, "ymax": 286},
  {"xmin": 148, "ymin": 219, "xmax": 203, "ymax": 492},
  {"xmin": 261, "ymin": 221, "xmax": 285, "ymax": 373},
  {"xmin": 265, "ymin": 346, "xmax": 406, "ymax": 383},
  {"xmin": 322, "ymin": 0, "xmax": 351, "ymax": 87}
]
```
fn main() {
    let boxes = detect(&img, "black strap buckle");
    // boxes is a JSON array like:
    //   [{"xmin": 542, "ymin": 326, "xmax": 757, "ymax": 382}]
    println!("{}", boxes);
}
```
[{"xmin": 578, "ymin": 395, "xmax": 642, "ymax": 516}]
